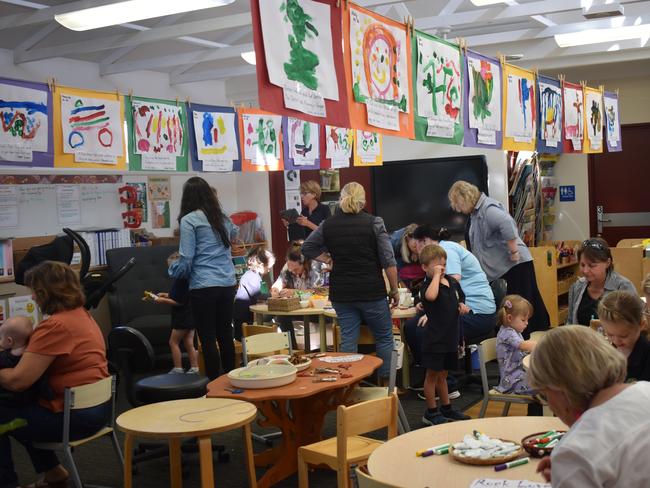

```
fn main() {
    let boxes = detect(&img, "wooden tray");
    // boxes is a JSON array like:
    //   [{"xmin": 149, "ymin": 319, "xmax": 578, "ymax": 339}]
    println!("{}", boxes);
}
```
[{"xmin": 450, "ymin": 439, "xmax": 523, "ymax": 466}]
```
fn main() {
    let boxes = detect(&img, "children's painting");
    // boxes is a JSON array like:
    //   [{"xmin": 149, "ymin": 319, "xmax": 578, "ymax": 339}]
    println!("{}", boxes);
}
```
[
  {"xmin": 325, "ymin": 125, "xmax": 353, "ymax": 168},
  {"xmin": 505, "ymin": 72, "xmax": 535, "ymax": 143},
  {"xmin": 349, "ymin": 6, "xmax": 409, "ymax": 112},
  {"xmin": 467, "ymin": 55, "xmax": 500, "ymax": 133},
  {"xmin": 603, "ymin": 92, "xmax": 621, "ymax": 151},
  {"xmin": 0, "ymin": 83, "xmax": 48, "ymax": 161},
  {"xmin": 259, "ymin": 0, "xmax": 338, "ymax": 101},
  {"xmin": 287, "ymin": 117, "xmax": 319, "ymax": 165},
  {"xmin": 125, "ymin": 181, "xmax": 147, "ymax": 223},
  {"xmin": 242, "ymin": 113, "xmax": 283, "ymax": 165},
  {"xmin": 415, "ymin": 33, "xmax": 462, "ymax": 139},
  {"xmin": 563, "ymin": 84, "xmax": 583, "ymax": 150},
  {"xmin": 132, "ymin": 100, "xmax": 184, "ymax": 169},
  {"xmin": 354, "ymin": 129, "xmax": 383, "ymax": 166},
  {"xmin": 584, "ymin": 88, "xmax": 603, "ymax": 151},
  {"xmin": 537, "ymin": 79, "xmax": 562, "ymax": 148},
  {"xmin": 60, "ymin": 94, "xmax": 123, "ymax": 164},
  {"xmin": 192, "ymin": 110, "xmax": 238, "ymax": 171}
]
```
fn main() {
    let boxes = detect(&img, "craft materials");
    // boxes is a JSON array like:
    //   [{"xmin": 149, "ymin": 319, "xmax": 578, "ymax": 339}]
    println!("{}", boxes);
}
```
[
  {"xmin": 494, "ymin": 457, "xmax": 530, "ymax": 472},
  {"xmin": 416, "ymin": 443, "xmax": 451, "ymax": 457},
  {"xmin": 312, "ymin": 376, "xmax": 338, "ymax": 383},
  {"xmin": 452, "ymin": 433, "xmax": 522, "ymax": 464},
  {"xmin": 224, "ymin": 387, "xmax": 244, "ymax": 394},
  {"xmin": 320, "ymin": 354, "xmax": 364, "ymax": 363}
]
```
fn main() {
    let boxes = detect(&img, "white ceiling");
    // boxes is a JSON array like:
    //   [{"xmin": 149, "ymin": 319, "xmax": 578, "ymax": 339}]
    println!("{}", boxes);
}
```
[{"xmin": 1, "ymin": 0, "xmax": 649, "ymax": 89}]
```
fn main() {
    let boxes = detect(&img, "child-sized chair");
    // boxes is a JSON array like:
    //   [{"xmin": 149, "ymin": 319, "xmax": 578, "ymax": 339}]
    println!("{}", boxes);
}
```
[
  {"xmin": 241, "ymin": 330, "xmax": 292, "ymax": 365},
  {"xmin": 478, "ymin": 338, "xmax": 539, "ymax": 418},
  {"xmin": 33, "ymin": 376, "xmax": 123, "ymax": 488},
  {"xmin": 297, "ymin": 394, "xmax": 398, "ymax": 488}
]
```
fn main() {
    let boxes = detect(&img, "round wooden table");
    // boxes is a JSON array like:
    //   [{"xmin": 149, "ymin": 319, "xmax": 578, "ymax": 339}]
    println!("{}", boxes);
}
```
[
  {"xmin": 368, "ymin": 416, "xmax": 566, "ymax": 487},
  {"xmin": 250, "ymin": 303, "xmax": 327, "ymax": 352},
  {"xmin": 324, "ymin": 306, "xmax": 417, "ymax": 388},
  {"xmin": 117, "ymin": 398, "xmax": 258, "ymax": 488},
  {"xmin": 208, "ymin": 353, "xmax": 382, "ymax": 488},
  {"xmin": 523, "ymin": 354, "xmax": 531, "ymax": 370}
]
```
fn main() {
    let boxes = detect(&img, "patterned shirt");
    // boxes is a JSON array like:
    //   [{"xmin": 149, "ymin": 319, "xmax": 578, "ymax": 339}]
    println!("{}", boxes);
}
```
[{"xmin": 495, "ymin": 326, "xmax": 533, "ymax": 395}]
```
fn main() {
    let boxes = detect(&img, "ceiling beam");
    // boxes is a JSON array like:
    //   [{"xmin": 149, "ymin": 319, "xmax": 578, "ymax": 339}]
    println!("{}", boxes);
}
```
[
  {"xmin": 170, "ymin": 64, "xmax": 256, "ymax": 85},
  {"xmin": 0, "ymin": 0, "xmax": 120, "ymax": 30},
  {"xmin": 523, "ymin": 44, "xmax": 650, "ymax": 71},
  {"xmin": 14, "ymin": 12, "xmax": 251, "ymax": 63},
  {"xmin": 101, "ymin": 43, "xmax": 254, "ymax": 75},
  {"xmin": 14, "ymin": 22, "xmax": 58, "ymax": 51}
]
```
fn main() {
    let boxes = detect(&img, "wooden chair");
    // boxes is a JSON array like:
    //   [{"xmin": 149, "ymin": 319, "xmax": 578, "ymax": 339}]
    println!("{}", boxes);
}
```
[
  {"xmin": 478, "ymin": 338, "xmax": 538, "ymax": 418},
  {"xmin": 297, "ymin": 394, "xmax": 398, "ymax": 488},
  {"xmin": 242, "ymin": 330, "xmax": 292, "ymax": 365},
  {"xmin": 34, "ymin": 376, "xmax": 123, "ymax": 488},
  {"xmin": 355, "ymin": 466, "xmax": 402, "ymax": 488},
  {"xmin": 333, "ymin": 324, "xmax": 375, "ymax": 352}
]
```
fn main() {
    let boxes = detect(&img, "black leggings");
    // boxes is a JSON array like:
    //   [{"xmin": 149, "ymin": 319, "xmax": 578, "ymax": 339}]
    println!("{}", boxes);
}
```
[
  {"xmin": 190, "ymin": 286, "xmax": 237, "ymax": 380},
  {"xmin": 501, "ymin": 260, "xmax": 550, "ymax": 336}
]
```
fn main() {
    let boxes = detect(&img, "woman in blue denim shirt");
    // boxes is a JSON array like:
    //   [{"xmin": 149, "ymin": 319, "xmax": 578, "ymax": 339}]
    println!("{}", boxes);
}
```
[
  {"xmin": 169, "ymin": 177, "xmax": 238, "ymax": 379},
  {"xmin": 448, "ymin": 180, "xmax": 549, "ymax": 334}
]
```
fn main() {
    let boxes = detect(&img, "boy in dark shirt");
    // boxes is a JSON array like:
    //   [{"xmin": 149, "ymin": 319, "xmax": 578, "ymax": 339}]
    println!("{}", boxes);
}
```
[{"xmin": 418, "ymin": 245, "xmax": 470, "ymax": 425}]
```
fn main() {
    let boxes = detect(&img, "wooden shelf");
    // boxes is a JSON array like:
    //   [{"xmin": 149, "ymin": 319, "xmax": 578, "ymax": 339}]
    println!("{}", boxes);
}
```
[
  {"xmin": 558, "ymin": 307, "xmax": 569, "ymax": 325},
  {"xmin": 557, "ymin": 261, "xmax": 579, "ymax": 270}
]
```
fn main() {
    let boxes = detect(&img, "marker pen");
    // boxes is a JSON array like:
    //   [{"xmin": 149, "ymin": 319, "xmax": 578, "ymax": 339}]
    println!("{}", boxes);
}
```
[
  {"xmin": 494, "ymin": 457, "xmax": 530, "ymax": 472},
  {"xmin": 416, "ymin": 443, "xmax": 451, "ymax": 457}
]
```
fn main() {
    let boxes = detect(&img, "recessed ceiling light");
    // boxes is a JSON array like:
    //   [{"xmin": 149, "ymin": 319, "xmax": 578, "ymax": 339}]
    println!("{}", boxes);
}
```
[
  {"xmin": 555, "ymin": 23, "xmax": 650, "ymax": 47},
  {"xmin": 55, "ymin": 0, "xmax": 235, "ymax": 31},
  {"xmin": 241, "ymin": 51, "xmax": 257, "ymax": 66}
]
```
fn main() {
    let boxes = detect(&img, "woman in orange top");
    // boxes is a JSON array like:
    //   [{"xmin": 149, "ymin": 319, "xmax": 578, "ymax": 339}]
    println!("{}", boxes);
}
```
[{"xmin": 0, "ymin": 261, "xmax": 109, "ymax": 488}]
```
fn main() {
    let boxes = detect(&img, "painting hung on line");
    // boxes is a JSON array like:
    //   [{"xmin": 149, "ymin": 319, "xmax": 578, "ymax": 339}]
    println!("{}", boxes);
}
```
[
  {"xmin": 192, "ymin": 110, "xmax": 239, "ymax": 171},
  {"xmin": 505, "ymin": 72, "xmax": 535, "ymax": 143},
  {"xmin": 259, "ymin": 0, "xmax": 338, "ymax": 101},
  {"xmin": 537, "ymin": 79, "xmax": 562, "ymax": 148},
  {"xmin": 585, "ymin": 88, "xmax": 604, "ymax": 152},
  {"xmin": 563, "ymin": 83, "xmax": 583, "ymax": 151},
  {"xmin": 0, "ymin": 83, "xmax": 49, "ymax": 162},
  {"xmin": 414, "ymin": 32, "xmax": 463, "ymax": 140},
  {"xmin": 603, "ymin": 92, "xmax": 621, "ymax": 151},
  {"xmin": 349, "ymin": 5, "xmax": 409, "ymax": 112},
  {"xmin": 132, "ymin": 100, "xmax": 185, "ymax": 169},
  {"xmin": 60, "ymin": 94, "xmax": 123, "ymax": 165},
  {"xmin": 325, "ymin": 125, "xmax": 353, "ymax": 168},
  {"xmin": 287, "ymin": 117, "xmax": 319, "ymax": 165},
  {"xmin": 467, "ymin": 55, "xmax": 500, "ymax": 134},
  {"xmin": 242, "ymin": 113, "xmax": 283, "ymax": 166}
]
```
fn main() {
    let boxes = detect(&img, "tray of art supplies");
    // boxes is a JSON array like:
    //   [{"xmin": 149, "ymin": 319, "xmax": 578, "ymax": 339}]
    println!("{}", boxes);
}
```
[
  {"xmin": 450, "ymin": 431, "xmax": 523, "ymax": 466},
  {"xmin": 228, "ymin": 363, "xmax": 297, "ymax": 389},
  {"xmin": 248, "ymin": 354, "xmax": 312, "ymax": 372},
  {"xmin": 521, "ymin": 430, "xmax": 566, "ymax": 457}
]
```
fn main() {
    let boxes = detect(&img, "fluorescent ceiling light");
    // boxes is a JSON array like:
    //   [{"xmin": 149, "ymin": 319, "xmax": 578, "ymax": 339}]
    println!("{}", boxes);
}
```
[
  {"xmin": 241, "ymin": 50, "xmax": 257, "ymax": 66},
  {"xmin": 470, "ymin": 0, "xmax": 506, "ymax": 5},
  {"xmin": 555, "ymin": 23, "xmax": 650, "ymax": 47},
  {"xmin": 55, "ymin": 0, "xmax": 235, "ymax": 31}
]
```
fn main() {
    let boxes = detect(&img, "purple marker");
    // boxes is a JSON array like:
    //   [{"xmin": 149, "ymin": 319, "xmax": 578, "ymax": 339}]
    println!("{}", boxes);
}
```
[{"xmin": 494, "ymin": 457, "xmax": 530, "ymax": 472}]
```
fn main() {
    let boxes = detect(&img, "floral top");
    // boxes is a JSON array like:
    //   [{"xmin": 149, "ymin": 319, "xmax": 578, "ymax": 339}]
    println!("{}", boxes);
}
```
[{"xmin": 495, "ymin": 326, "xmax": 533, "ymax": 395}]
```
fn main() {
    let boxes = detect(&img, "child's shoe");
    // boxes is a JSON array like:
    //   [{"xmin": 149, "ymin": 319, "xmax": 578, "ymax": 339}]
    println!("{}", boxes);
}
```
[
  {"xmin": 186, "ymin": 367, "xmax": 200, "ymax": 374},
  {"xmin": 168, "ymin": 367, "xmax": 185, "ymax": 374},
  {"xmin": 422, "ymin": 409, "xmax": 450, "ymax": 426},
  {"xmin": 440, "ymin": 404, "xmax": 470, "ymax": 421}
]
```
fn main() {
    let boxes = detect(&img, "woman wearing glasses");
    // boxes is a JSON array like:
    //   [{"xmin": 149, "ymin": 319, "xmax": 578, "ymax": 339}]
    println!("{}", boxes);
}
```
[
  {"xmin": 283, "ymin": 180, "xmax": 331, "ymax": 241},
  {"xmin": 529, "ymin": 326, "xmax": 650, "ymax": 487},
  {"xmin": 389, "ymin": 223, "xmax": 425, "ymax": 290},
  {"xmin": 566, "ymin": 238, "xmax": 635, "ymax": 325},
  {"xmin": 447, "ymin": 181, "xmax": 549, "ymax": 333}
]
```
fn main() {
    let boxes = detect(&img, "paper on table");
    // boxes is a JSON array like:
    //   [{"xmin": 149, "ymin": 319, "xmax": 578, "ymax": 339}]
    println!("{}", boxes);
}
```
[{"xmin": 469, "ymin": 479, "xmax": 550, "ymax": 488}]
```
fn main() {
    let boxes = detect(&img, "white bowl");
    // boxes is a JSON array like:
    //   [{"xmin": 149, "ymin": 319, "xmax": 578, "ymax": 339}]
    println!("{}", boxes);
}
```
[
  {"xmin": 228, "ymin": 364, "xmax": 297, "ymax": 389},
  {"xmin": 250, "ymin": 355, "xmax": 312, "ymax": 372},
  {"xmin": 300, "ymin": 300, "xmax": 310, "ymax": 308}
]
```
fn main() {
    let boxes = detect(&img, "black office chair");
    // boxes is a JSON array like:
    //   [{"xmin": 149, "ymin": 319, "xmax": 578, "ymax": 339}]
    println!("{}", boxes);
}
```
[{"xmin": 108, "ymin": 327, "xmax": 228, "ymax": 471}]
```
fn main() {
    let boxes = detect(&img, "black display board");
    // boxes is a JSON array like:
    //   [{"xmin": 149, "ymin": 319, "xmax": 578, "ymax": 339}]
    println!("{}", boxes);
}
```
[{"xmin": 371, "ymin": 156, "xmax": 489, "ymax": 235}]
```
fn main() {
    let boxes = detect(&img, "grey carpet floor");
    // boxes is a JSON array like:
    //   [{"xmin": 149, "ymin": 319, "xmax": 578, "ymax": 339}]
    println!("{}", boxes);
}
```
[{"xmin": 8, "ymin": 365, "xmax": 489, "ymax": 487}]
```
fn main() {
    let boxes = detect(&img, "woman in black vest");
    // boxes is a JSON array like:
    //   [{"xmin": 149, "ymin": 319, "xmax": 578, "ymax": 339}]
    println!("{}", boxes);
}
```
[{"xmin": 302, "ymin": 182, "xmax": 399, "ymax": 379}]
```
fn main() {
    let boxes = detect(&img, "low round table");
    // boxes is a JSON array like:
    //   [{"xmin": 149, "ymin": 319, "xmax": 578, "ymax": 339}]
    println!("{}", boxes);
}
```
[
  {"xmin": 523, "ymin": 354, "xmax": 531, "ymax": 371},
  {"xmin": 117, "ymin": 398, "xmax": 258, "ymax": 488},
  {"xmin": 250, "ymin": 303, "xmax": 327, "ymax": 352},
  {"xmin": 368, "ymin": 416, "xmax": 566, "ymax": 487}
]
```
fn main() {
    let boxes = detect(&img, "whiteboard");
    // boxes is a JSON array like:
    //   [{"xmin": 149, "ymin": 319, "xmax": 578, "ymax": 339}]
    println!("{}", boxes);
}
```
[{"xmin": 7, "ymin": 184, "xmax": 123, "ymax": 238}]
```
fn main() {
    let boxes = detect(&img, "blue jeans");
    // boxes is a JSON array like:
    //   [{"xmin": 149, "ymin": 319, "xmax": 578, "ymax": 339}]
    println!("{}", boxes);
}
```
[
  {"xmin": 332, "ymin": 299, "xmax": 394, "ymax": 378},
  {"xmin": 0, "ymin": 401, "xmax": 110, "ymax": 488}
]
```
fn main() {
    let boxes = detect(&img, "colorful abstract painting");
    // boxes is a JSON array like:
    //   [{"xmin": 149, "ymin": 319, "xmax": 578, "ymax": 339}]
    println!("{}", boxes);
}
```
[
  {"xmin": 60, "ymin": 94, "xmax": 123, "ymax": 164},
  {"xmin": 502, "ymin": 64, "xmax": 536, "ymax": 151},
  {"xmin": 0, "ymin": 82, "xmax": 49, "ymax": 162},
  {"xmin": 325, "ymin": 125, "xmax": 353, "ymax": 168},
  {"xmin": 414, "ymin": 32, "xmax": 462, "ymax": 141},
  {"xmin": 562, "ymin": 82, "xmax": 583, "ymax": 152},
  {"xmin": 241, "ymin": 113, "xmax": 283, "ymax": 166},
  {"xmin": 584, "ymin": 87, "xmax": 603, "ymax": 153},
  {"xmin": 353, "ymin": 129, "xmax": 382, "ymax": 166},
  {"xmin": 259, "ymin": 0, "xmax": 338, "ymax": 101},
  {"xmin": 463, "ymin": 51, "xmax": 501, "ymax": 149},
  {"xmin": 286, "ymin": 117, "xmax": 319, "ymax": 167},
  {"xmin": 349, "ymin": 5, "xmax": 409, "ymax": 112},
  {"xmin": 191, "ymin": 110, "xmax": 238, "ymax": 171},
  {"xmin": 133, "ymin": 101, "xmax": 183, "ymax": 156},
  {"xmin": 603, "ymin": 91, "xmax": 621, "ymax": 152},
  {"xmin": 537, "ymin": 76, "xmax": 562, "ymax": 152}
]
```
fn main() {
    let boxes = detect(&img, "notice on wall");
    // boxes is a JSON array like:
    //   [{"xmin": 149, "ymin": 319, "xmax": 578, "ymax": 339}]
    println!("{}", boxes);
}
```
[
  {"xmin": 56, "ymin": 185, "xmax": 81, "ymax": 225},
  {"xmin": 0, "ymin": 186, "xmax": 18, "ymax": 228}
]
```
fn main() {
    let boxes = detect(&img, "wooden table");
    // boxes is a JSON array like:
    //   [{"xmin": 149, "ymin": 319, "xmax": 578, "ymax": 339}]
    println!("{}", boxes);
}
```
[
  {"xmin": 523, "ymin": 354, "xmax": 530, "ymax": 370},
  {"xmin": 117, "ymin": 398, "xmax": 258, "ymax": 488},
  {"xmin": 250, "ymin": 303, "xmax": 327, "ymax": 352},
  {"xmin": 368, "ymin": 416, "xmax": 566, "ymax": 488},
  {"xmin": 324, "ymin": 306, "xmax": 417, "ymax": 388},
  {"xmin": 208, "ymin": 353, "xmax": 382, "ymax": 488}
]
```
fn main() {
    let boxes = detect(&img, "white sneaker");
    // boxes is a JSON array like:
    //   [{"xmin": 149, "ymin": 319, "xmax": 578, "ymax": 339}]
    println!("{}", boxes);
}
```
[
  {"xmin": 418, "ymin": 390, "xmax": 461, "ymax": 401},
  {"xmin": 186, "ymin": 367, "xmax": 200, "ymax": 374},
  {"xmin": 168, "ymin": 367, "xmax": 185, "ymax": 374}
]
